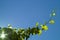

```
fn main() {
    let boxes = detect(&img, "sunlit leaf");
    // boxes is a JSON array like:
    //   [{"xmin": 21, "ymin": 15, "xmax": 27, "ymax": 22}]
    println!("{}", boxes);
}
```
[
  {"xmin": 38, "ymin": 30, "xmax": 42, "ymax": 35},
  {"xmin": 36, "ymin": 22, "xmax": 39, "ymax": 27},
  {"xmin": 49, "ymin": 20, "xmax": 55, "ymax": 24},
  {"xmin": 41, "ymin": 25, "xmax": 48, "ymax": 31},
  {"xmin": 50, "ymin": 10, "xmax": 56, "ymax": 17}
]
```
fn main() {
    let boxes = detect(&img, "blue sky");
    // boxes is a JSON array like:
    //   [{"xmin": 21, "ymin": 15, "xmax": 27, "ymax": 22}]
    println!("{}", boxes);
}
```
[{"xmin": 0, "ymin": 0, "xmax": 60, "ymax": 40}]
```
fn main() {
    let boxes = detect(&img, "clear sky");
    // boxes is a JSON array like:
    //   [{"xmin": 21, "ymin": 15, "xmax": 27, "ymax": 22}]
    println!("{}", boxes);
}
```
[{"xmin": 0, "ymin": 0, "xmax": 60, "ymax": 40}]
